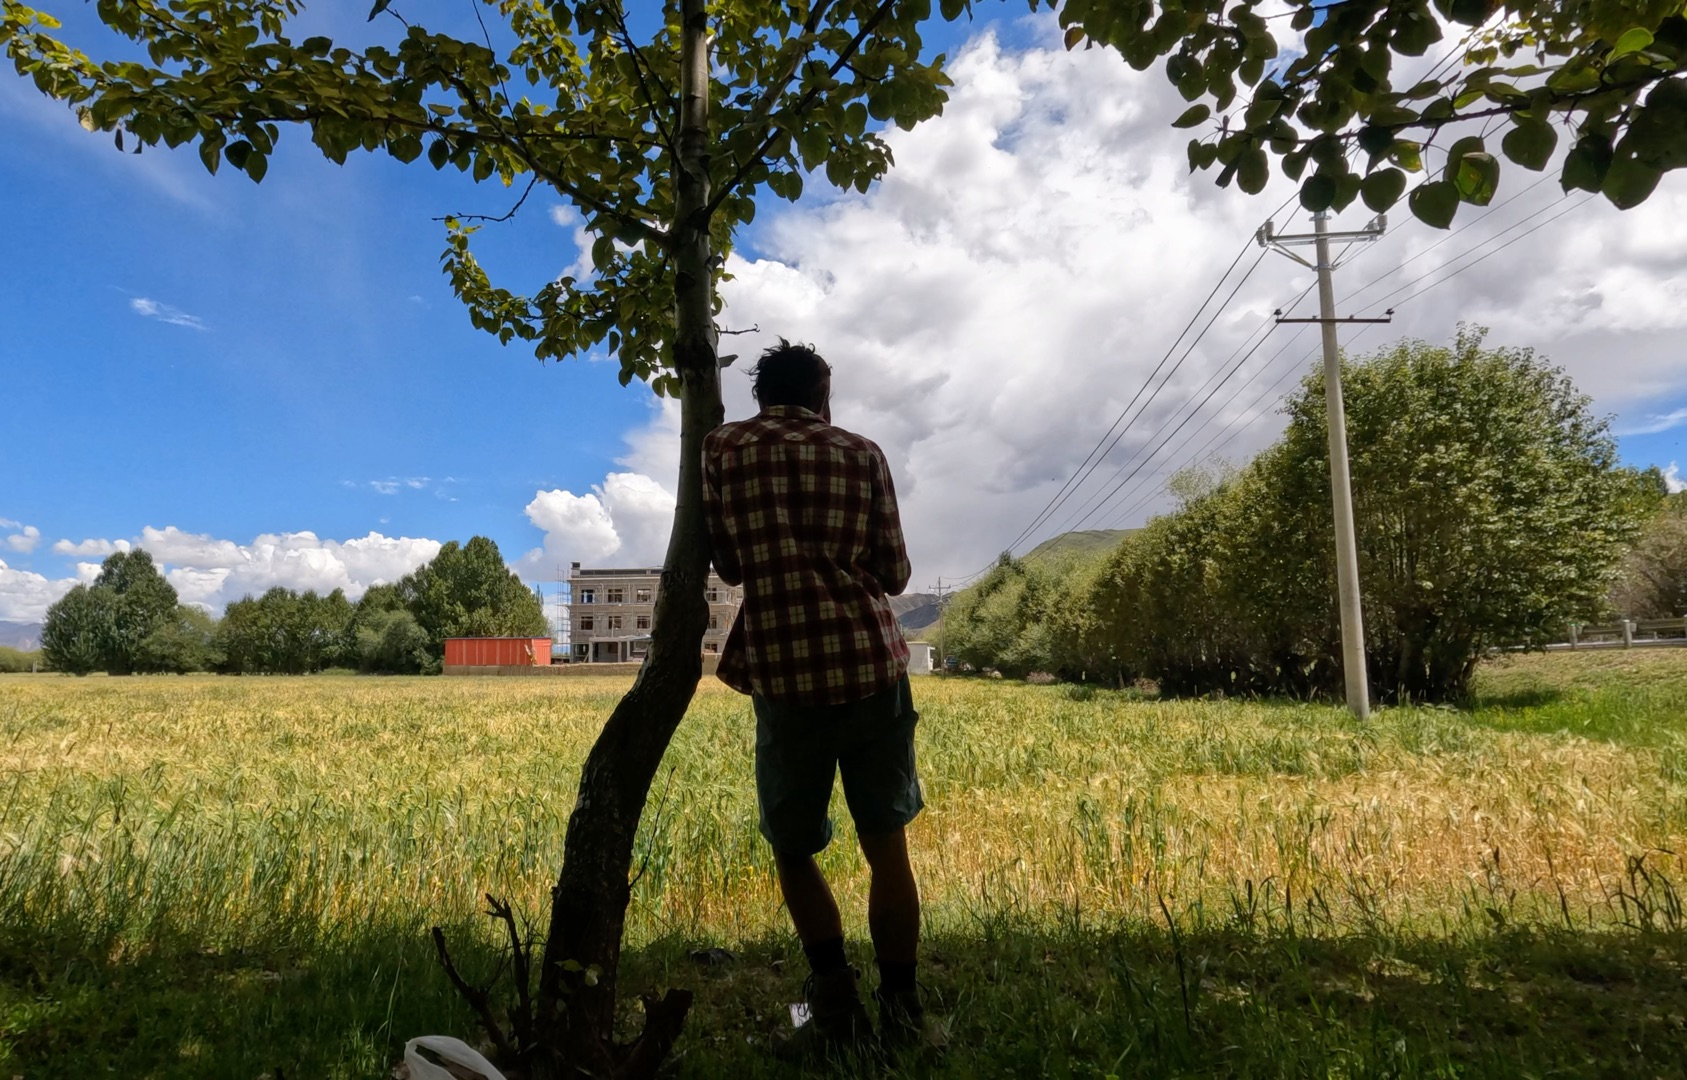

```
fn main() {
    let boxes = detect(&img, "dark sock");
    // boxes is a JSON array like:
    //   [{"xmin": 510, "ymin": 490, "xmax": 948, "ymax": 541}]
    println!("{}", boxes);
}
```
[
  {"xmin": 878, "ymin": 959, "xmax": 917, "ymax": 994},
  {"xmin": 804, "ymin": 935, "xmax": 849, "ymax": 977}
]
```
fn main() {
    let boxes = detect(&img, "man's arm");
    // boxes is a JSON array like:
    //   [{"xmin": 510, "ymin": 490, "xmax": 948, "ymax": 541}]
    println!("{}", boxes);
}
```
[
  {"xmin": 701, "ymin": 439, "xmax": 744, "ymax": 586},
  {"xmin": 866, "ymin": 446, "xmax": 912, "ymax": 596}
]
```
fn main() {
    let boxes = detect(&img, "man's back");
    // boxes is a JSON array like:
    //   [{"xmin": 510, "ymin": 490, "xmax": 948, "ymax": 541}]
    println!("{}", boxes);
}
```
[{"xmin": 703, "ymin": 404, "xmax": 911, "ymax": 704}]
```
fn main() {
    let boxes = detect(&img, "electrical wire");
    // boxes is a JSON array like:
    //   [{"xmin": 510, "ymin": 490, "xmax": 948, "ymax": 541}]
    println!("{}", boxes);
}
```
[{"xmin": 998, "ymin": 246, "xmax": 1267, "ymax": 557}]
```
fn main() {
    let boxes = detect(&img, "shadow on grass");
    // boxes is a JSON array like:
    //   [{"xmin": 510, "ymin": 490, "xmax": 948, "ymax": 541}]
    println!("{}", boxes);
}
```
[
  {"xmin": 638, "ymin": 923, "xmax": 1687, "ymax": 1079},
  {"xmin": 9, "ymin": 918, "xmax": 1681, "ymax": 1079}
]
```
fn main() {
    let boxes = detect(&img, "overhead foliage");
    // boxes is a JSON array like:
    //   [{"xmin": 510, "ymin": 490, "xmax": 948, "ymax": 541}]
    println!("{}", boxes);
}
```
[{"xmin": 1059, "ymin": 0, "xmax": 1687, "ymax": 224}]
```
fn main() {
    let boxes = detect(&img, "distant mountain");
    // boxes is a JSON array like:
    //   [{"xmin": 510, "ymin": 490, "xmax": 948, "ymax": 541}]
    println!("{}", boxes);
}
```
[
  {"xmin": 889, "ymin": 593, "xmax": 940, "ymax": 632},
  {"xmin": 1024, "ymin": 529, "xmax": 1133, "ymax": 565},
  {"xmin": 0, "ymin": 621, "xmax": 43, "ymax": 651}
]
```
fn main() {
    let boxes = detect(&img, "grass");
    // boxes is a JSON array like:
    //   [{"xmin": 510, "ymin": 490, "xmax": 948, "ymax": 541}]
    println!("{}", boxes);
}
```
[{"xmin": 0, "ymin": 650, "xmax": 1683, "ymax": 1077}]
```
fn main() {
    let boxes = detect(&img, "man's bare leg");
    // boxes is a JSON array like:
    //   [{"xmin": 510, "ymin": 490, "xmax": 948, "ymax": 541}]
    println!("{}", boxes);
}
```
[
  {"xmin": 858, "ymin": 827, "xmax": 920, "ymax": 967},
  {"xmin": 773, "ymin": 849, "xmax": 844, "ymax": 947}
]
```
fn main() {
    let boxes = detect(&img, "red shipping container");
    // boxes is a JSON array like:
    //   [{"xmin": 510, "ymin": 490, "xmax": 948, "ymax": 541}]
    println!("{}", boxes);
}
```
[{"xmin": 444, "ymin": 638, "xmax": 553, "ymax": 667}]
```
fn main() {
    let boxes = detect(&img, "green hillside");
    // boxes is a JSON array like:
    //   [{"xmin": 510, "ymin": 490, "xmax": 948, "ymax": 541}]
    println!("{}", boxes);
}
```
[{"xmin": 1023, "ymin": 529, "xmax": 1132, "ymax": 565}]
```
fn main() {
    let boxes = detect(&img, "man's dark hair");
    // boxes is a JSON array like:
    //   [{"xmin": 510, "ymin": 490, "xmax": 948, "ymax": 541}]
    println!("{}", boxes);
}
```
[{"xmin": 749, "ymin": 339, "xmax": 831, "ymax": 409}]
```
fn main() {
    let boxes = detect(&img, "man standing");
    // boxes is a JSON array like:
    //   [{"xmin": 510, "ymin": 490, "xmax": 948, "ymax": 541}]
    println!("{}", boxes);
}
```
[{"xmin": 702, "ymin": 339, "xmax": 934, "ymax": 1057}]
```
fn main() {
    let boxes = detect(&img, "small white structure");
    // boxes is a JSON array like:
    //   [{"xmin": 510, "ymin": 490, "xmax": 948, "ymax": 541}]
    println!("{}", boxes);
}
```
[{"xmin": 907, "ymin": 641, "xmax": 935, "ymax": 675}]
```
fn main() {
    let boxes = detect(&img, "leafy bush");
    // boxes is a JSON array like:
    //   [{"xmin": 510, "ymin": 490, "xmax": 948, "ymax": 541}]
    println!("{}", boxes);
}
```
[{"xmin": 0, "ymin": 645, "xmax": 42, "ymax": 673}]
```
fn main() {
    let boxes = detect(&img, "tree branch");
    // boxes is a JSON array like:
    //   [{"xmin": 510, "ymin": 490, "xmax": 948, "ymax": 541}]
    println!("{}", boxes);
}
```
[
  {"xmin": 432, "ymin": 174, "xmax": 539, "ymax": 224},
  {"xmin": 739, "ymin": 0, "xmax": 838, "ymax": 131},
  {"xmin": 706, "ymin": 0, "xmax": 898, "ymax": 217},
  {"xmin": 430, "ymin": 925, "xmax": 517, "ymax": 1063},
  {"xmin": 611, "ymin": 0, "xmax": 677, "ymax": 150},
  {"xmin": 485, "ymin": 894, "xmax": 535, "ymax": 1049}
]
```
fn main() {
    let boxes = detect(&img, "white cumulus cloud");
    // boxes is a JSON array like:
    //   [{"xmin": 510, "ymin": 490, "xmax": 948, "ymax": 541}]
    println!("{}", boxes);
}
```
[
  {"xmin": 0, "ymin": 558, "xmax": 80, "ymax": 623},
  {"xmin": 1664, "ymin": 463, "xmax": 1687, "ymax": 495},
  {"xmin": 52, "ymin": 537, "xmax": 133, "ymax": 557},
  {"xmin": 6, "ymin": 527, "xmax": 445, "ymax": 619},
  {"xmin": 2, "ymin": 522, "xmax": 41, "ymax": 554},
  {"xmin": 517, "ymin": 401, "xmax": 680, "ymax": 576}
]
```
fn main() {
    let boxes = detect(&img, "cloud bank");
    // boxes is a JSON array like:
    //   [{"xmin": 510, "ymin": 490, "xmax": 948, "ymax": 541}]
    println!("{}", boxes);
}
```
[{"xmin": 6, "ymin": 527, "xmax": 443, "ymax": 621}]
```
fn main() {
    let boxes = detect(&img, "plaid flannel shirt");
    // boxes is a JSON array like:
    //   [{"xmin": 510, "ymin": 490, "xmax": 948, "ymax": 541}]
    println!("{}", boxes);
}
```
[{"xmin": 703, "ymin": 405, "xmax": 911, "ymax": 705}]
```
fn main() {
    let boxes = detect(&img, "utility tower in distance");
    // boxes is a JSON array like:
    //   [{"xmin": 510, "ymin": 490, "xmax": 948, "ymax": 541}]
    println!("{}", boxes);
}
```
[{"xmin": 1258, "ymin": 210, "xmax": 1391, "ymax": 720}]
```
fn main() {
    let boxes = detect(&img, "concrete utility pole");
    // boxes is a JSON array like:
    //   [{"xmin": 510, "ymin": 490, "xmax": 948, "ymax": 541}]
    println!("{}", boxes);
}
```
[
  {"xmin": 929, "ymin": 577, "xmax": 951, "ymax": 670},
  {"xmin": 1258, "ymin": 210, "xmax": 1391, "ymax": 720}
]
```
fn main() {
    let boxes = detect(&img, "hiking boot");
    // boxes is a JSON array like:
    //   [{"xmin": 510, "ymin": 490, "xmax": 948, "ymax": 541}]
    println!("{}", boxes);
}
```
[
  {"xmin": 775, "ymin": 966, "xmax": 874, "ymax": 1061},
  {"xmin": 874, "ymin": 984, "xmax": 948, "ymax": 1055}
]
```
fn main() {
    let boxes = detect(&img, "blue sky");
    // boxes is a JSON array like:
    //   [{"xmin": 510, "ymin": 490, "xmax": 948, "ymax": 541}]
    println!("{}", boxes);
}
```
[{"xmin": 3, "ymin": 4, "xmax": 1684, "ymax": 622}]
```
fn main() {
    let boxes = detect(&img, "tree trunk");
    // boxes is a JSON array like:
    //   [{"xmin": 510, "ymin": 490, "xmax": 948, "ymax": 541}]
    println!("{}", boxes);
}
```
[{"xmin": 525, "ymin": 2, "xmax": 720, "ymax": 1076}]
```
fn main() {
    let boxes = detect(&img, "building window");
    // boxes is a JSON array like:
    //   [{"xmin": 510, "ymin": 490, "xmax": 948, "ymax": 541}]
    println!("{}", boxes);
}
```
[
  {"xmin": 705, "ymin": 588, "xmax": 720, "ymax": 602},
  {"xmin": 636, "ymin": 615, "xmax": 650, "ymax": 630},
  {"xmin": 703, "ymin": 642, "xmax": 719, "ymax": 654},
  {"xmin": 579, "ymin": 615, "xmax": 594, "ymax": 631},
  {"xmin": 606, "ymin": 587, "xmax": 625, "ymax": 604},
  {"xmin": 708, "ymin": 614, "xmax": 720, "ymax": 631},
  {"xmin": 579, "ymin": 588, "xmax": 595, "ymax": 604},
  {"xmin": 607, "ymin": 615, "xmax": 623, "ymax": 631},
  {"xmin": 635, "ymin": 587, "xmax": 652, "ymax": 603},
  {"xmin": 631, "ymin": 642, "xmax": 647, "ymax": 657},
  {"xmin": 574, "ymin": 644, "xmax": 589, "ymax": 657}
]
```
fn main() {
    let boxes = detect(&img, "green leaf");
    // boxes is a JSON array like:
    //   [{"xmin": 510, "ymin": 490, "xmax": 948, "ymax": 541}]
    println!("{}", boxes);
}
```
[
  {"xmin": 1299, "ymin": 172, "xmax": 1337, "ymax": 211},
  {"xmin": 1407, "ymin": 180, "xmax": 1459, "ymax": 228},
  {"xmin": 1361, "ymin": 167, "xmax": 1408, "ymax": 212},
  {"xmin": 1602, "ymin": 150, "xmax": 1661, "ymax": 209},
  {"xmin": 1063, "ymin": 26, "xmax": 1085, "ymax": 51},
  {"xmin": 1369, "ymin": 104, "xmax": 1420, "ymax": 128},
  {"xmin": 224, "ymin": 140, "xmax": 253, "ymax": 169},
  {"xmin": 1356, "ymin": 125, "xmax": 1394, "ymax": 156},
  {"xmin": 940, "ymin": 0, "xmax": 967, "ymax": 19},
  {"xmin": 1610, "ymin": 27, "xmax": 1655, "ymax": 60},
  {"xmin": 428, "ymin": 137, "xmax": 450, "ymax": 169},
  {"xmin": 1561, "ymin": 134, "xmax": 1613, "ymax": 193},
  {"xmin": 1500, "ymin": 121, "xmax": 1556, "ymax": 171},
  {"xmin": 1448, "ymin": 0, "xmax": 1490, "ymax": 27},
  {"xmin": 1237, "ymin": 147, "xmax": 1269, "ymax": 194},
  {"xmin": 1453, "ymin": 151, "xmax": 1499, "ymax": 205},
  {"xmin": 1389, "ymin": 140, "xmax": 1424, "ymax": 172},
  {"xmin": 1172, "ymin": 103, "xmax": 1210, "ymax": 129},
  {"xmin": 367, "ymin": 0, "xmax": 391, "ymax": 21},
  {"xmin": 1624, "ymin": 76, "xmax": 1687, "ymax": 171},
  {"xmin": 1392, "ymin": 11, "xmax": 1442, "ymax": 56},
  {"xmin": 245, "ymin": 151, "xmax": 267, "ymax": 184}
]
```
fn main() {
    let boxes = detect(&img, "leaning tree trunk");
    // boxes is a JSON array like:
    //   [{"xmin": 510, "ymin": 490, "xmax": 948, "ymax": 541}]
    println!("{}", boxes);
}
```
[{"xmin": 521, "ymin": 3, "xmax": 721, "ymax": 1076}]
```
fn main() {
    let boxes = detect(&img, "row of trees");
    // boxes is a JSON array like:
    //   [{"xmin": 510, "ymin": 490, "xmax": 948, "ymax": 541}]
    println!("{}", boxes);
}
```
[
  {"xmin": 946, "ymin": 331, "xmax": 1663, "ymax": 704},
  {"xmin": 40, "ymin": 537, "xmax": 547, "ymax": 676}
]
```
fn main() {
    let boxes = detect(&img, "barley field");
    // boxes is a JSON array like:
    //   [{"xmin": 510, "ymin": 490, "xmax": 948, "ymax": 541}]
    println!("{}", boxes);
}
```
[{"xmin": 1, "ymin": 651, "xmax": 1684, "ymax": 1078}]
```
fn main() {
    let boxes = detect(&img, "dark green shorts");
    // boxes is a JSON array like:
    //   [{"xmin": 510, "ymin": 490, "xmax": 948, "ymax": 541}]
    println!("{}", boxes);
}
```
[{"xmin": 752, "ymin": 675, "xmax": 925, "ymax": 856}]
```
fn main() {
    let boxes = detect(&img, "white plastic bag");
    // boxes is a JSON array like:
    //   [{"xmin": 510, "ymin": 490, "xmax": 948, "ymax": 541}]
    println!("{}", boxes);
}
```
[{"xmin": 402, "ymin": 1035, "xmax": 508, "ymax": 1080}]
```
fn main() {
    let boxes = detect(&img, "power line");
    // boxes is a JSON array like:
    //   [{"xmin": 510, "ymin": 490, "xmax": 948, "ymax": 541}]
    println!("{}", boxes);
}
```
[
  {"xmin": 1036, "ymin": 290, "xmax": 1302, "ymax": 540},
  {"xmin": 1103, "ymin": 192, "xmax": 1596, "ymax": 528},
  {"xmin": 1355, "ymin": 193, "xmax": 1592, "ymax": 315},
  {"xmin": 998, "ymin": 245, "xmax": 1267, "ymax": 557}
]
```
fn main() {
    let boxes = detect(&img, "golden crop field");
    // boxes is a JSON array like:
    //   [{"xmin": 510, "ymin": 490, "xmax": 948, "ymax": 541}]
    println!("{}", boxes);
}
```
[{"xmin": 2, "ymin": 651, "xmax": 1684, "ymax": 1078}]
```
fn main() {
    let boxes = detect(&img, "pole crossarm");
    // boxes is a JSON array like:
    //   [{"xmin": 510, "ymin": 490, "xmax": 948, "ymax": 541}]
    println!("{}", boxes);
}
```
[{"xmin": 1274, "ymin": 314, "xmax": 1394, "ymax": 324}]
